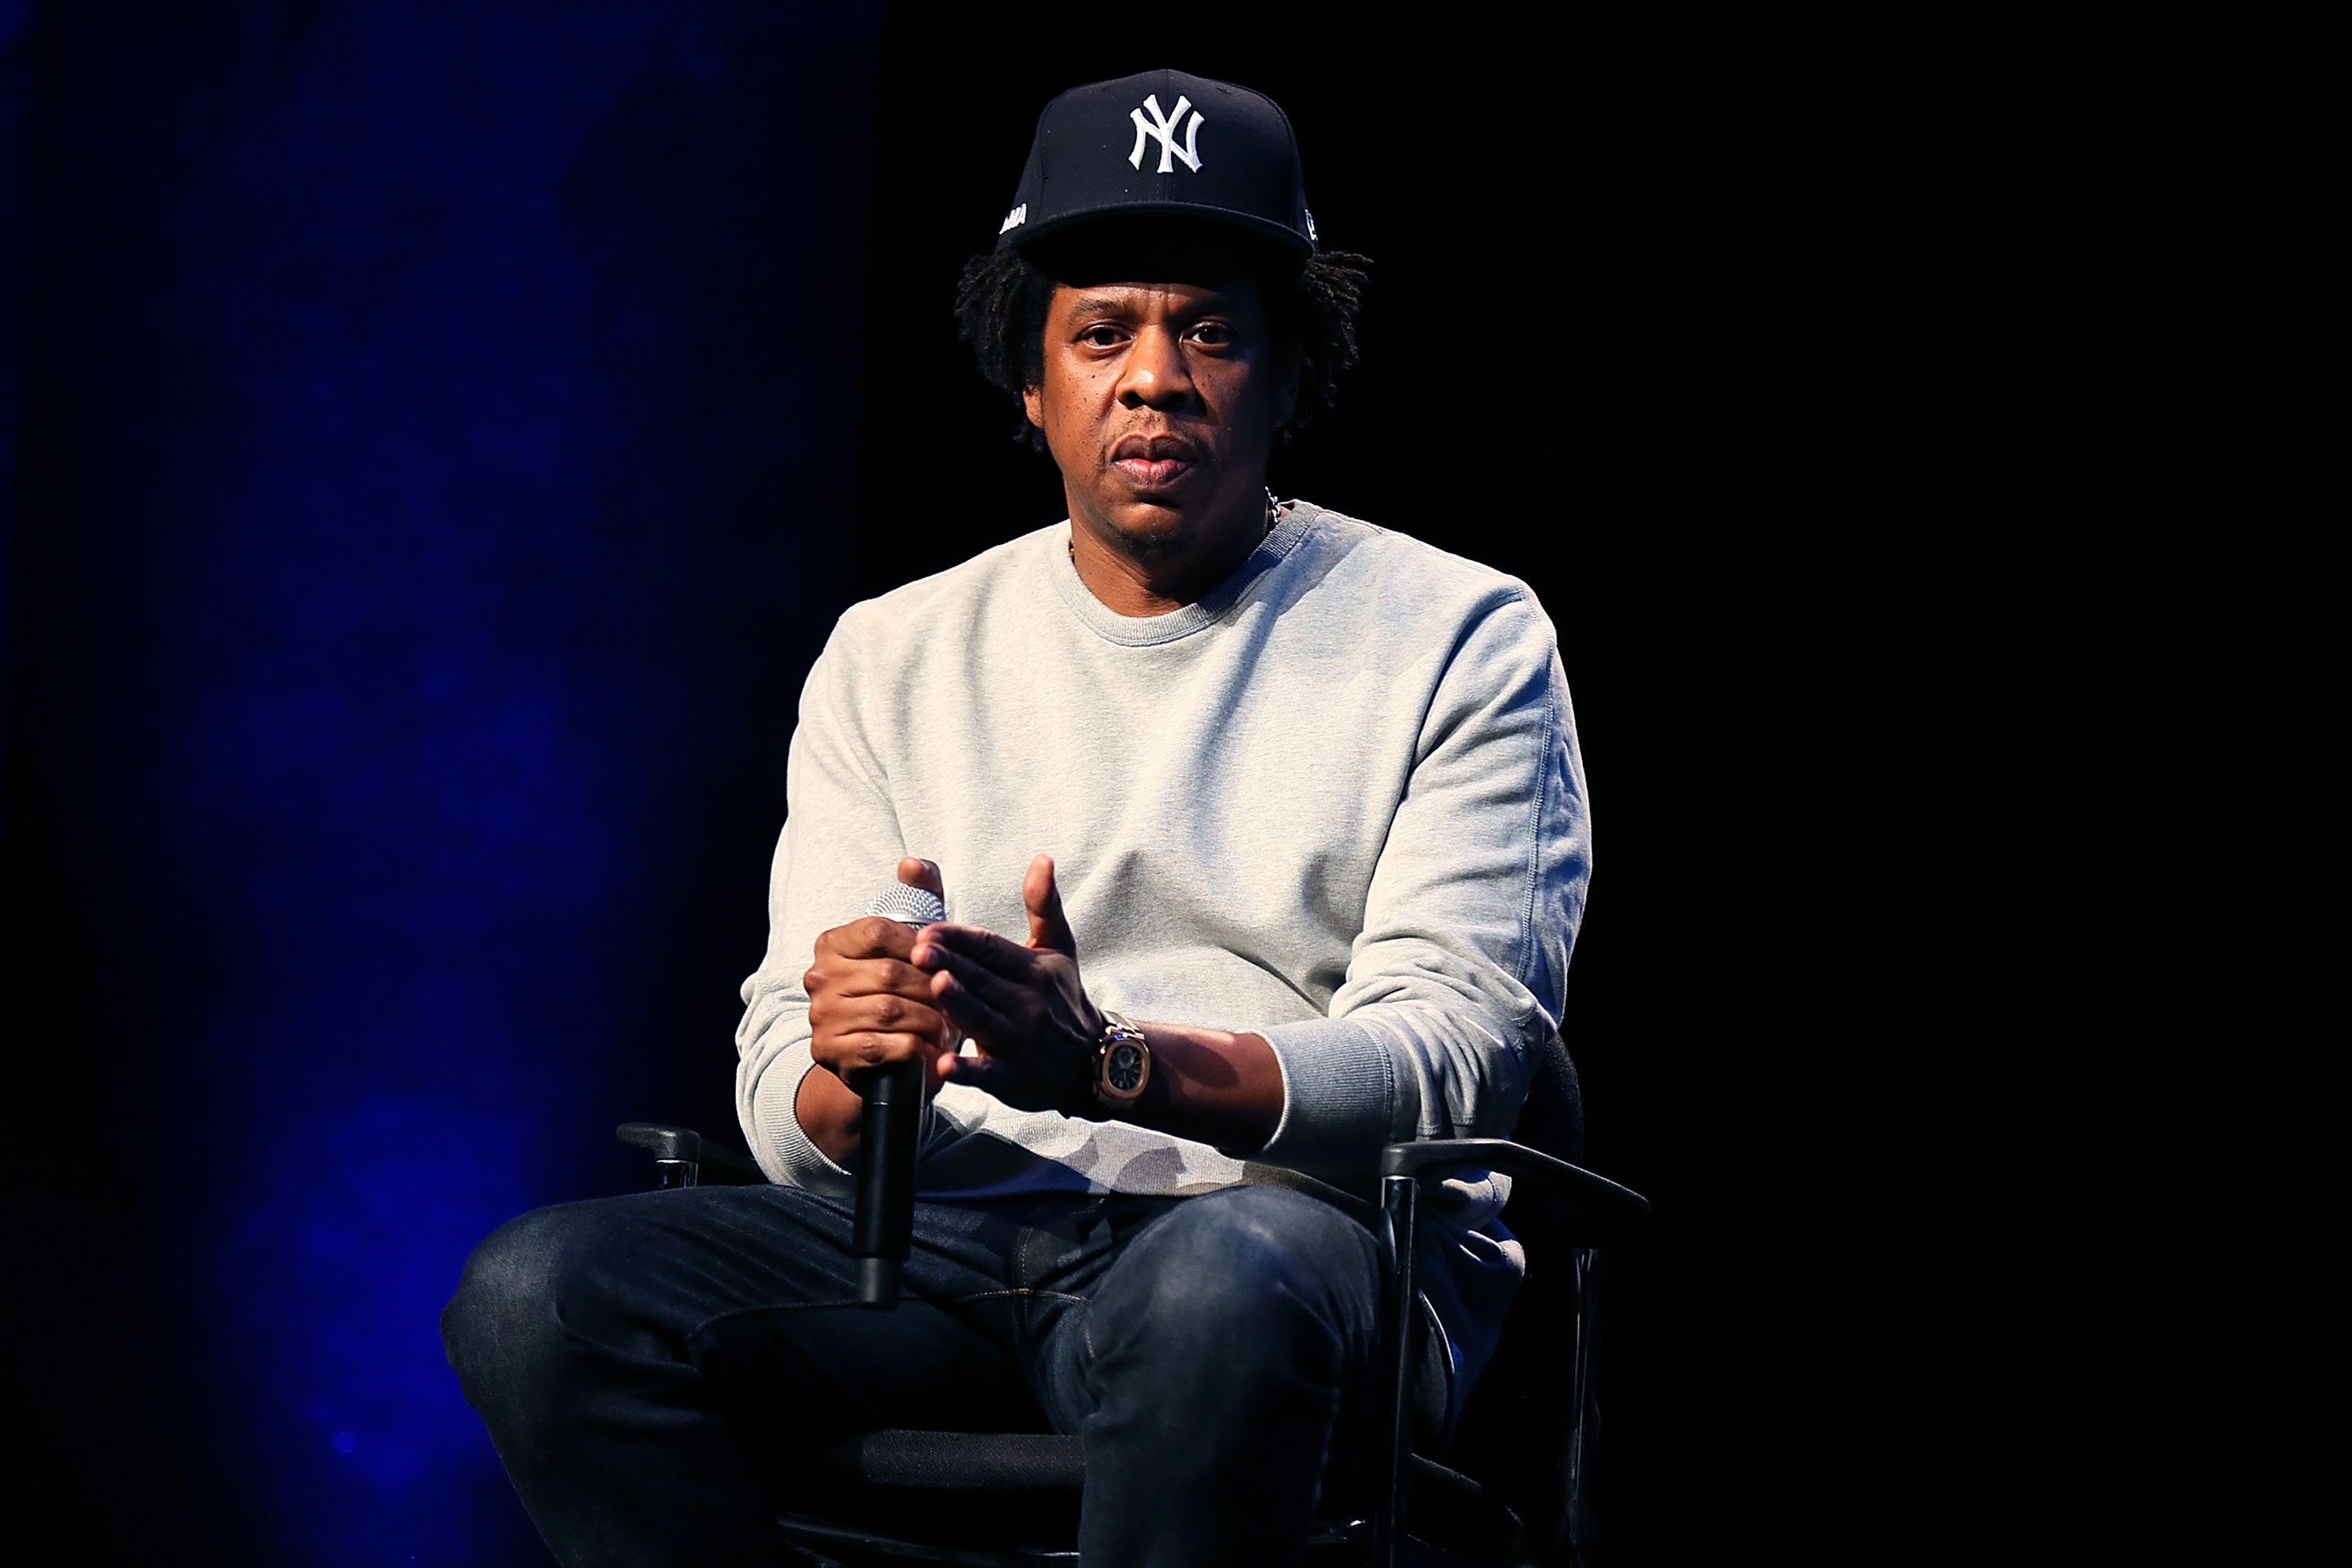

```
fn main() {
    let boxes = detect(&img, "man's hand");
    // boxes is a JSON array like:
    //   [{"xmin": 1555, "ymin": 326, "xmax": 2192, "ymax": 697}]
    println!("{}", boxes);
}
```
[
  {"xmin": 915, "ymin": 854, "xmax": 1106, "ymax": 1116},
  {"xmin": 797, "ymin": 858, "xmax": 960, "ymax": 1165}
]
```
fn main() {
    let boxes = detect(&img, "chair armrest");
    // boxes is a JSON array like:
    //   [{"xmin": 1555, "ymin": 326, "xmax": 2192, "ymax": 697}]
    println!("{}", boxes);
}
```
[
  {"xmin": 616, "ymin": 1122, "xmax": 703, "ymax": 1161},
  {"xmin": 1380, "ymin": 1137, "xmax": 1650, "ymax": 1249},
  {"xmin": 615, "ymin": 1123, "xmax": 768, "ymax": 1185}
]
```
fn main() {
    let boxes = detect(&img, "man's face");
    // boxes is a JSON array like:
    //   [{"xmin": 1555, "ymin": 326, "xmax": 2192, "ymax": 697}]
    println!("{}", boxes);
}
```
[{"xmin": 1023, "ymin": 260, "xmax": 1297, "ymax": 570}]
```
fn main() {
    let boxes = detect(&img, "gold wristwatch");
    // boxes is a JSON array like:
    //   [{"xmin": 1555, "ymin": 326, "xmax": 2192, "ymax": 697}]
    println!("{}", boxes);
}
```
[{"xmin": 1092, "ymin": 1009, "xmax": 1151, "ymax": 1109}]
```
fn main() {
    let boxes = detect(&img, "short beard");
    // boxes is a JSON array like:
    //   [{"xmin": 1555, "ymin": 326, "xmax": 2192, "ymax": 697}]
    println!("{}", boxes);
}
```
[{"xmin": 1105, "ymin": 521, "xmax": 1199, "ymax": 563}]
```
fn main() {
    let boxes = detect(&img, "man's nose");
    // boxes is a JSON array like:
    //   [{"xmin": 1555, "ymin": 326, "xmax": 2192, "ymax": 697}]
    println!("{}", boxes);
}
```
[{"xmin": 1116, "ymin": 327, "xmax": 1193, "ymax": 408}]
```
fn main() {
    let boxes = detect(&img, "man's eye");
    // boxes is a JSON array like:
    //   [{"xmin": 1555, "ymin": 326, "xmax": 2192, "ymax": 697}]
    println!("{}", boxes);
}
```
[
  {"xmin": 1190, "ymin": 322, "xmax": 1233, "ymax": 346},
  {"xmin": 1080, "ymin": 325, "xmax": 1124, "ymax": 347}
]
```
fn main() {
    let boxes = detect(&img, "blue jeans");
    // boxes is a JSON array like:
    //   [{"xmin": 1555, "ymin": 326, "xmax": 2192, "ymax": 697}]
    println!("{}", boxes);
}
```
[{"xmin": 442, "ymin": 1181, "xmax": 1440, "ymax": 1566}]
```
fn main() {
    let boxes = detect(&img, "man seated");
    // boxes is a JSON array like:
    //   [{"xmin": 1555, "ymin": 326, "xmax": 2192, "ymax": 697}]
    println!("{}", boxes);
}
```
[{"xmin": 443, "ymin": 68, "xmax": 1591, "ymax": 1568}]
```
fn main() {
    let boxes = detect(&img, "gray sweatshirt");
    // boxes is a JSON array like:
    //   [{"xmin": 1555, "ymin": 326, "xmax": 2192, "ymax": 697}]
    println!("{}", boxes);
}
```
[{"xmin": 736, "ymin": 501, "xmax": 1591, "ymax": 1396}]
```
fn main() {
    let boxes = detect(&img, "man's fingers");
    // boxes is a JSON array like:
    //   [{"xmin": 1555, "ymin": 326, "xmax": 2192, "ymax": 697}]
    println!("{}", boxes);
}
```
[
  {"xmin": 1025, "ymin": 854, "xmax": 1076, "ymax": 954},
  {"xmin": 927, "ymin": 964, "xmax": 1018, "ymax": 1046},
  {"xmin": 816, "ymin": 915, "xmax": 921, "ymax": 961},
  {"xmin": 806, "ymin": 955, "xmax": 934, "ymax": 1002},
  {"xmin": 916, "ymin": 942, "xmax": 1023, "ymax": 1012},
  {"xmin": 916, "ymin": 921, "xmax": 1037, "ymax": 981},
  {"xmin": 823, "ymin": 1029, "xmax": 949, "ymax": 1073},
  {"xmin": 817, "ymin": 988, "xmax": 946, "ymax": 1036},
  {"xmin": 941, "ymin": 1051, "xmax": 1016, "ymax": 1098},
  {"xmin": 897, "ymin": 856, "xmax": 946, "ymax": 901}
]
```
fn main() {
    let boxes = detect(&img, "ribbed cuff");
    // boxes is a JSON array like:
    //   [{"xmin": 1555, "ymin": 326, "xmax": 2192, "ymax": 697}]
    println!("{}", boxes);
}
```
[
  {"xmin": 1256, "ymin": 1017, "xmax": 1399, "ymax": 1175},
  {"xmin": 752, "ymin": 1041, "xmax": 856, "ymax": 1198}
]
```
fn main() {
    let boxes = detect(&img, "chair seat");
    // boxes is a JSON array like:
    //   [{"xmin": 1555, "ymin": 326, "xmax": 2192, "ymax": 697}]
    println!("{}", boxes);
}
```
[
  {"xmin": 821, "ymin": 1430, "xmax": 1085, "ymax": 1491},
  {"xmin": 782, "ymin": 1432, "xmax": 1086, "ymax": 1561},
  {"xmin": 784, "ymin": 1429, "xmax": 1522, "ymax": 1566}
]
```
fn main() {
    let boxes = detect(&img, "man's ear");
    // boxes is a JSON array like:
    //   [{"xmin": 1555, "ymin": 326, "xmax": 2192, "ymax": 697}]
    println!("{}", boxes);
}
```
[
  {"xmin": 1022, "ymin": 384, "xmax": 1045, "ymax": 430},
  {"xmin": 1272, "ymin": 341, "xmax": 1301, "ymax": 430}
]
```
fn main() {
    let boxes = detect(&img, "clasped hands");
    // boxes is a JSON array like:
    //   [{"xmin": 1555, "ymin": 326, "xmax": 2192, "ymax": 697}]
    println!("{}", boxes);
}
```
[{"xmin": 804, "ymin": 853, "xmax": 1107, "ymax": 1117}]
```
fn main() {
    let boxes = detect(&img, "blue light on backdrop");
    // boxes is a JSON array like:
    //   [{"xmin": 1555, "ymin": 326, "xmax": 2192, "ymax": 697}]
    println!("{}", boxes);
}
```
[{"xmin": 4, "ymin": 2, "xmax": 879, "ymax": 1559}]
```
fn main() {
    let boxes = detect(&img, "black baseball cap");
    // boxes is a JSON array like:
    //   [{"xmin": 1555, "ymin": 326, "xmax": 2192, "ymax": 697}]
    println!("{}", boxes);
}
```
[{"xmin": 994, "ymin": 69, "xmax": 1317, "ymax": 259}]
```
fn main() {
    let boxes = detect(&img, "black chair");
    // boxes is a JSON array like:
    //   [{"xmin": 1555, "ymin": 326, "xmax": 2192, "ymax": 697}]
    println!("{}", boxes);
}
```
[{"xmin": 616, "ymin": 1037, "xmax": 1648, "ymax": 1566}]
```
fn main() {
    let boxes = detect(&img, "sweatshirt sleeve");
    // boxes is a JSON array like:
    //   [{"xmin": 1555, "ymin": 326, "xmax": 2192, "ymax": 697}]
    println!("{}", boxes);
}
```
[
  {"xmin": 1254, "ymin": 588, "xmax": 1589, "ymax": 1178},
  {"xmin": 735, "ymin": 618, "xmax": 908, "ymax": 1196}
]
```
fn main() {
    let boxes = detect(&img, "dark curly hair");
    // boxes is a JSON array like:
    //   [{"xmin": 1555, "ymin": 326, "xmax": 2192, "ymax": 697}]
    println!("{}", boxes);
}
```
[{"xmin": 954, "ymin": 230, "xmax": 1370, "ymax": 452}]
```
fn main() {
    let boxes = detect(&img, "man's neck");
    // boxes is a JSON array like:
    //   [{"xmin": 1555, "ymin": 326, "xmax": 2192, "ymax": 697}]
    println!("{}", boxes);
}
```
[{"xmin": 1066, "ymin": 491, "xmax": 1277, "ymax": 618}]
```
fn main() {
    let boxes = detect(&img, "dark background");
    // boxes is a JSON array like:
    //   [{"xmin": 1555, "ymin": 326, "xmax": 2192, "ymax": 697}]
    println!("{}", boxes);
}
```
[{"xmin": 1, "ymin": 4, "xmax": 1997, "ymax": 1562}]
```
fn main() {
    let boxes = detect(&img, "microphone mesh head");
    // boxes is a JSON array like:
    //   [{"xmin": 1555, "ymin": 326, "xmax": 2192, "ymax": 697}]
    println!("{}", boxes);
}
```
[{"xmin": 867, "ymin": 883, "xmax": 947, "ymax": 927}]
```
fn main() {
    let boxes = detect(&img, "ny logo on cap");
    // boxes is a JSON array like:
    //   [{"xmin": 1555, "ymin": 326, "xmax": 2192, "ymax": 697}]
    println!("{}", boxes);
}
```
[{"xmin": 1128, "ymin": 93, "xmax": 1203, "ymax": 174}]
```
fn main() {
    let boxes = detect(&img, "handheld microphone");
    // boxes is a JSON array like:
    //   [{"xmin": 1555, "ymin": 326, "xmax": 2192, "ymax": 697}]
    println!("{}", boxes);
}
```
[{"xmin": 852, "ymin": 881, "xmax": 946, "ymax": 1308}]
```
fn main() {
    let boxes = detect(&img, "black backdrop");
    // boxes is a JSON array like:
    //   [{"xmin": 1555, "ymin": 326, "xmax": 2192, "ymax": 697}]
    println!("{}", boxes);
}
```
[{"xmin": 1, "ymin": 5, "xmax": 1996, "ymax": 1562}]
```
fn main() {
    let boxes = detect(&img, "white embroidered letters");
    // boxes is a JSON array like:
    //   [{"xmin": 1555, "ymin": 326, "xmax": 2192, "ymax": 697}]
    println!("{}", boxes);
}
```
[{"xmin": 1127, "ymin": 93, "xmax": 1204, "ymax": 174}]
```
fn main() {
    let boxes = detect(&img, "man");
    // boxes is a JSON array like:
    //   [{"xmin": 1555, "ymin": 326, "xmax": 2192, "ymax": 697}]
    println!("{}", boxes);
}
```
[{"xmin": 445, "ymin": 68, "xmax": 1589, "ymax": 1567}]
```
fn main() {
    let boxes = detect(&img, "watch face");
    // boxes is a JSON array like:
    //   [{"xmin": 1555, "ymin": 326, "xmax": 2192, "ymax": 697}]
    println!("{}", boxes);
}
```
[{"xmin": 1103, "ymin": 1040, "xmax": 1148, "ymax": 1096}]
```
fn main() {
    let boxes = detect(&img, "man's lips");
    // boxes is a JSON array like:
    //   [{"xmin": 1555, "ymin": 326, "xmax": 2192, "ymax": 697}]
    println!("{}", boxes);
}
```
[
  {"xmin": 1112, "ymin": 435, "xmax": 1200, "ymax": 489},
  {"xmin": 1115, "ymin": 456, "xmax": 1193, "ymax": 487}
]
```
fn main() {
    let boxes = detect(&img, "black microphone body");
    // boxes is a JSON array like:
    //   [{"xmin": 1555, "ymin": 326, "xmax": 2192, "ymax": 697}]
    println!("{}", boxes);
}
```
[{"xmin": 851, "ymin": 883, "xmax": 947, "ymax": 1307}]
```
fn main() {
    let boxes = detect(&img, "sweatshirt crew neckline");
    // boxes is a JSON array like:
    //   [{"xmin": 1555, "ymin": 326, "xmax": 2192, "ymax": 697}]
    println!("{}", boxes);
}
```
[{"xmin": 1050, "ymin": 500, "xmax": 1320, "ymax": 646}]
